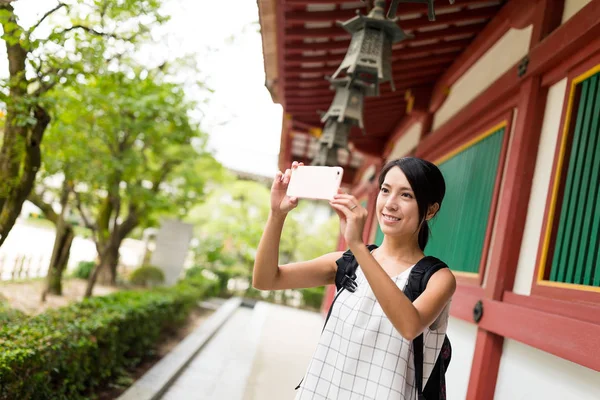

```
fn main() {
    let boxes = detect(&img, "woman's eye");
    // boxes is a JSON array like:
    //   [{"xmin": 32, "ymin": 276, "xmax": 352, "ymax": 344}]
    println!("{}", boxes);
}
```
[
  {"xmin": 402, "ymin": 193, "xmax": 413, "ymax": 198},
  {"xmin": 380, "ymin": 187, "xmax": 389, "ymax": 193}
]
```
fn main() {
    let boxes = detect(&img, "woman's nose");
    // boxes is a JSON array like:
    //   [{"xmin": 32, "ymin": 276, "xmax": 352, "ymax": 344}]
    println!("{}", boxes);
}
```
[{"xmin": 385, "ymin": 199, "xmax": 398, "ymax": 212}]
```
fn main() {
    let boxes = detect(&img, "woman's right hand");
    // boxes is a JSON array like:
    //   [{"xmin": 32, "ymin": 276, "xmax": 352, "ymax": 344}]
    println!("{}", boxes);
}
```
[{"xmin": 271, "ymin": 161, "xmax": 303, "ymax": 216}]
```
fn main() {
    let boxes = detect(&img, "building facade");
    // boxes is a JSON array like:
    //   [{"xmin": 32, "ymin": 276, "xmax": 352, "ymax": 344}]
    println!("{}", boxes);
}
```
[{"xmin": 258, "ymin": 0, "xmax": 600, "ymax": 398}]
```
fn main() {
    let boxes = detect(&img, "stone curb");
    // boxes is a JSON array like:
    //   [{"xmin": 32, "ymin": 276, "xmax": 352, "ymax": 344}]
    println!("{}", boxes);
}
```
[{"xmin": 117, "ymin": 297, "xmax": 242, "ymax": 400}]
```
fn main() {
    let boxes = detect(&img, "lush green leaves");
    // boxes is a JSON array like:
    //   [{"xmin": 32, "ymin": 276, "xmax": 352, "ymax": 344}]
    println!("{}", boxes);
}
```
[
  {"xmin": 42, "ymin": 69, "xmax": 224, "ymax": 241},
  {"xmin": 129, "ymin": 265, "xmax": 165, "ymax": 288},
  {"xmin": 188, "ymin": 179, "xmax": 340, "ymax": 286},
  {"xmin": 0, "ymin": 0, "xmax": 170, "ymax": 247},
  {"xmin": 0, "ymin": 275, "xmax": 217, "ymax": 400}
]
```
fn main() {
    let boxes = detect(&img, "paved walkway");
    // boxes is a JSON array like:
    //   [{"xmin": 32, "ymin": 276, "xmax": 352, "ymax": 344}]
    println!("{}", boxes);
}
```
[{"xmin": 160, "ymin": 301, "xmax": 324, "ymax": 400}]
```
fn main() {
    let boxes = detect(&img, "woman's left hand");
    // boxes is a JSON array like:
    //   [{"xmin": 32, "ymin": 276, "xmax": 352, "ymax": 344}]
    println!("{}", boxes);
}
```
[{"xmin": 329, "ymin": 190, "xmax": 367, "ymax": 246}]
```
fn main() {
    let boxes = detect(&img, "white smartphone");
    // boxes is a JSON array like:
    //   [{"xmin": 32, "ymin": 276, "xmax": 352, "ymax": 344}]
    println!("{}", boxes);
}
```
[{"xmin": 286, "ymin": 166, "xmax": 344, "ymax": 200}]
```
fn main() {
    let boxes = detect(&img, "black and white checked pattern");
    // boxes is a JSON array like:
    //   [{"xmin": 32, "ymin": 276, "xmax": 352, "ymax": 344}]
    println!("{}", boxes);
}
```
[{"xmin": 296, "ymin": 264, "xmax": 450, "ymax": 400}]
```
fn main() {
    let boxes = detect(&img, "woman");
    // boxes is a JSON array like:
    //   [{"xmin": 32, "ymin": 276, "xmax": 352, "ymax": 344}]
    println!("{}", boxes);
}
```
[{"xmin": 253, "ymin": 157, "xmax": 456, "ymax": 400}]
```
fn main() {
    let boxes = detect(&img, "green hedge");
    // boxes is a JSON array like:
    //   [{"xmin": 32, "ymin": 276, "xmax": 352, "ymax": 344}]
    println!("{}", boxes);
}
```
[
  {"xmin": 129, "ymin": 265, "xmax": 165, "ymax": 287},
  {"xmin": 0, "ymin": 302, "xmax": 26, "ymax": 325},
  {"xmin": 71, "ymin": 261, "xmax": 95, "ymax": 280},
  {"xmin": 0, "ymin": 276, "xmax": 217, "ymax": 400},
  {"xmin": 300, "ymin": 286, "xmax": 325, "ymax": 310}
]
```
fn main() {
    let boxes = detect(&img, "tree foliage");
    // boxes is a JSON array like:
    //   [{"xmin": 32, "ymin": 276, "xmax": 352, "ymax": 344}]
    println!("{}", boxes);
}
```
[
  {"xmin": 0, "ymin": 0, "xmax": 167, "ymax": 247},
  {"xmin": 189, "ymin": 179, "xmax": 339, "ymax": 285},
  {"xmin": 42, "ymin": 69, "xmax": 224, "ymax": 296}
]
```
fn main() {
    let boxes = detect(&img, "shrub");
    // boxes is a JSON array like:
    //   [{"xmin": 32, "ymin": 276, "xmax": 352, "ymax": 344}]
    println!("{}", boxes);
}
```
[
  {"xmin": 129, "ymin": 266, "xmax": 165, "ymax": 288},
  {"xmin": 0, "ymin": 275, "xmax": 217, "ymax": 400},
  {"xmin": 300, "ymin": 286, "xmax": 325, "ymax": 310},
  {"xmin": 72, "ymin": 261, "xmax": 95, "ymax": 279},
  {"xmin": 0, "ymin": 302, "xmax": 26, "ymax": 325},
  {"xmin": 185, "ymin": 265, "xmax": 204, "ymax": 279}
]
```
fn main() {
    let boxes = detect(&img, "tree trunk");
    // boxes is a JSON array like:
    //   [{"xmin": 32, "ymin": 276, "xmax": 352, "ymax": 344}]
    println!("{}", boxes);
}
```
[
  {"xmin": 41, "ymin": 221, "xmax": 74, "ymax": 301},
  {"xmin": 0, "ymin": 6, "xmax": 49, "ymax": 248},
  {"xmin": 98, "ymin": 243, "xmax": 119, "ymax": 286},
  {"xmin": 84, "ymin": 201, "xmax": 139, "ymax": 297},
  {"xmin": 84, "ymin": 241, "xmax": 119, "ymax": 297}
]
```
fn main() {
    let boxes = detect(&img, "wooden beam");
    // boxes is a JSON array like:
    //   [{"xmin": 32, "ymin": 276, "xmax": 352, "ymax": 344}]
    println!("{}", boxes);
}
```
[
  {"xmin": 287, "ymin": 96, "xmax": 334, "ymax": 105},
  {"xmin": 429, "ymin": 0, "xmax": 538, "ymax": 112},
  {"xmin": 285, "ymin": 69, "xmax": 444, "ymax": 91},
  {"xmin": 350, "ymin": 138, "xmax": 388, "ymax": 158},
  {"xmin": 287, "ymin": 98, "xmax": 407, "ymax": 111},
  {"xmin": 286, "ymin": 25, "xmax": 481, "ymax": 53},
  {"xmin": 285, "ymin": 22, "xmax": 484, "ymax": 42},
  {"xmin": 284, "ymin": 48, "xmax": 460, "ymax": 67},
  {"xmin": 287, "ymin": 78, "xmax": 435, "ymax": 98},
  {"xmin": 285, "ymin": 0, "xmax": 365, "ymax": 6},
  {"xmin": 285, "ymin": 74, "xmax": 441, "ymax": 94},
  {"xmin": 504, "ymin": 292, "xmax": 600, "ymax": 326},
  {"xmin": 478, "ymin": 298, "xmax": 600, "ymax": 372},
  {"xmin": 284, "ymin": 49, "xmax": 462, "ymax": 69},
  {"xmin": 285, "ymin": 55, "xmax": 456, "ymax": 76},
  {"xmin": 286, "ymin": 37, "xmax": 473, "ymax": 56},
  {"xmin": 291, "ymin": 95, "xmax": 407, "ymax": 107},
  {"xmin": 530, "ymin": 0, "xmax": 564, "ymax": 45},
  {"xmin": 285, "ymin": 6, "xmax": 500, "ymax": 28},
  {"xmin": 275, "ymin": 0, "xmax": 286, "ymax": 108}
]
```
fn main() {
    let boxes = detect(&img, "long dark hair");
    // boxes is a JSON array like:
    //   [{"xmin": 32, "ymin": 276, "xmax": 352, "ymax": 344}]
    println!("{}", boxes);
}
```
[{"xmin": 378, "ymin": 157, "xmax": 446, "ymax": 250}]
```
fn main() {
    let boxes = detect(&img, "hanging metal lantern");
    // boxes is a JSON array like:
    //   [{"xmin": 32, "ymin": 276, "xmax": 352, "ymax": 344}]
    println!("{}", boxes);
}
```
[
  {"xmin": 320, "ymin": 117, "xmax": 352, "ymax": 149},
  {"xmin": 312, "ymin": 144, "xmax": 341, "ymax": 166},
  {"xmin": 387, "ymin": 0, "xmax": 456, "ymax": 22},
  {"xmin": 320, "ymin": 77, "xmax": 368, "ymax": 129},
  {"xmin": 311, "ymin": 118, "xmax": 354, "ymax": 166},
  {"xmin": 331, "ymin": 0, "xmax": 412, "ymax": 96}
]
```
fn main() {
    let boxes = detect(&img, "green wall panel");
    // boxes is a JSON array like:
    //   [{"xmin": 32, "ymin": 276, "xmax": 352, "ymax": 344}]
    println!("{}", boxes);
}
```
[
  {"xmin": 549, "ymin": 72, "xmax": 600, "ymax": 287},
  {"xmin": 425, "ymin": 127, "xmax": 505, "ymax": 273},
  {"xmin": 375, "ymin": 224, "xmax": 384, "ymax": 246}
]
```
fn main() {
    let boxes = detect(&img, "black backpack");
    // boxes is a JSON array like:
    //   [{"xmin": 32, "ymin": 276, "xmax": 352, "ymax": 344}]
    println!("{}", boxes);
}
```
[{"xmin": 307, "ymin": 244, "xmax": 452, "ymax": 400}]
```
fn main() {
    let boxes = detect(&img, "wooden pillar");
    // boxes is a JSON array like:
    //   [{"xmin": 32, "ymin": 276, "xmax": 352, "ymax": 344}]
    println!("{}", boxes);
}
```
[
  {"xmin": 466, "ymin": 76, "xmax": 547, "ymax": 400},
  {"xmin": 467, "ymin": 2, "xmax": 563, "ymax": 398}
]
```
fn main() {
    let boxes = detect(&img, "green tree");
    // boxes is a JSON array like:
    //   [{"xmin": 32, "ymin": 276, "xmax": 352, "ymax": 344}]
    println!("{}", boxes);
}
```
[
  {"xmin": 0, "ymin": 0, "xmax": 166, "ymax": 247},
  {"xmin": 190, "ymin": 180, "xmax": 273, "ymax": 278},
  {"xmin": 27, "ymin": 179, "xmax": 75, "ymax": 299},
  {"xmin": 294, "ymin": 212, "xmax": 340, "ymax": 261},
  {"xmin": 189, "ymin": 180, "xmax": 339, "ymax": 294},
  {"xmin": 44, "ymin": 70, "xmax": 223, "ymax": 297}
]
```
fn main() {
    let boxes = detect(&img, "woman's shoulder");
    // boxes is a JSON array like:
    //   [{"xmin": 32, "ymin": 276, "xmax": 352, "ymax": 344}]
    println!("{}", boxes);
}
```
[{"xmin": 427, "ymin": 265, "xmax": 456, "ymax": 295}]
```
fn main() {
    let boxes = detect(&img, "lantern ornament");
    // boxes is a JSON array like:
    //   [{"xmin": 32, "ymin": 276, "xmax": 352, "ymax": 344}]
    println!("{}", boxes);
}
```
[
  {"xmin": 309, "ymin": 0, "xmax": 455, "ymax": 167},
  {"xmin": 387, "ymin": 0, "xmax": 456, "ymax": 22},
  {"xmin": 312, "ymin": 118, "xmax": 353, "ymax": 166},
  {"xmin": 331, "ymin": 0, "xmax": 412, "ymax": 96},
  {"xmin": 320, "ymin": 77, "xmax": 370, "ymax": 130},
  {"xmin": 312, "ymin": 145, "xmax": 340, "ymax": 167}
]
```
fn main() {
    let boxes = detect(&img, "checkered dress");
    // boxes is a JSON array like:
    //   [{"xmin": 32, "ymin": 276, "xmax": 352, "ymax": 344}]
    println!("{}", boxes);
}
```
[{"xmin": 295, "ymin": 264, "xmax": 450, "ymax": 400}]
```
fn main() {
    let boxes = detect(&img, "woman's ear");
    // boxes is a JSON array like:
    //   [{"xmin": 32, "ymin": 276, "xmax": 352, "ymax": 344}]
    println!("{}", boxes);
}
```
[{"xmin": 426, "ymin": 203, "xmax": 440, "ymax": 221}]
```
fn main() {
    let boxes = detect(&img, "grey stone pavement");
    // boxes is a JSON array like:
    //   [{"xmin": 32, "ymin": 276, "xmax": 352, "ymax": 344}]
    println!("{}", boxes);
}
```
[{"xmin": 159, "ymin": 301, "xmax": 324, "ymax": 400}]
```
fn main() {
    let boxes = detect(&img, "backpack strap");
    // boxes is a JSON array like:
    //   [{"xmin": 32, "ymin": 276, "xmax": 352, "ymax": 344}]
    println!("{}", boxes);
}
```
[
  {"xmin": 334, "ymin": 244, "xmax": 379, "ymax": 292},
  {"xmin": 403, "ymin": 256, "xmax": 448, "ymax": 400}
]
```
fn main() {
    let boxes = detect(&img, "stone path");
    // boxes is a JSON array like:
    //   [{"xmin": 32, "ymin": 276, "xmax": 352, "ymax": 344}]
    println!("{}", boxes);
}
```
[{"xmin": 160, "ymin": 302, "xmax": 324, "ymax": 400}]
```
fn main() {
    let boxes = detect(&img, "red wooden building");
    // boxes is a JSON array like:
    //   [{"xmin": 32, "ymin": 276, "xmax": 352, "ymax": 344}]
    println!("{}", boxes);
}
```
[{"xmin": 257, "ymin": 0, "xmax": 600, "ymax": 398}]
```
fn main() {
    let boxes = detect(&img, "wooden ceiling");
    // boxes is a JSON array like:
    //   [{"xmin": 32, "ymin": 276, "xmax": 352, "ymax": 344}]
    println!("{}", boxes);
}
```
[{"xmin": 278, "ymin": 0, "xmax": 506, "ymax": 165}]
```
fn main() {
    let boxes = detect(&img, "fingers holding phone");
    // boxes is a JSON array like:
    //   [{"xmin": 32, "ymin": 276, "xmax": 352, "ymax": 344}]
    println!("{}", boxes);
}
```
[{"xmin": 271, "ymin": 161, "xmax": 303, "ymax": 215}]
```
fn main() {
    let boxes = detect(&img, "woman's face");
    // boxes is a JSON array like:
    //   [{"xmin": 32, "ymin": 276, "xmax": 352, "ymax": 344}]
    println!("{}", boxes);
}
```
[{"xmin": 376, "ymin": 166, "xmax": 421, "ymax": 238}]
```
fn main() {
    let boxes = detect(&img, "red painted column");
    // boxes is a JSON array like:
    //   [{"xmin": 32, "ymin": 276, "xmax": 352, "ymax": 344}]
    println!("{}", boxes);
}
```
[
  {"xmin": 466, "ymin": 77, "xmax": 548, "ymax": 400},
  {"xmin": 466, "ymin": 1, "xmax": 564, "ymax": 397}
]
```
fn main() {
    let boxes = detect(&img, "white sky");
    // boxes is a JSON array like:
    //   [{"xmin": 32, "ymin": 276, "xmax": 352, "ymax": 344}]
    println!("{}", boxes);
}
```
[{"xmin": 1, "ymin": 0, "xmax": 283, "ymax": 178}]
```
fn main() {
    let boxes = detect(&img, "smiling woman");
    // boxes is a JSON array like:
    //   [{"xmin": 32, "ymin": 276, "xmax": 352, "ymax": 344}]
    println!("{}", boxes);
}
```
[{"xmin": 252, "ymin": 158, "xmax": 455, "ymax": 400}]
